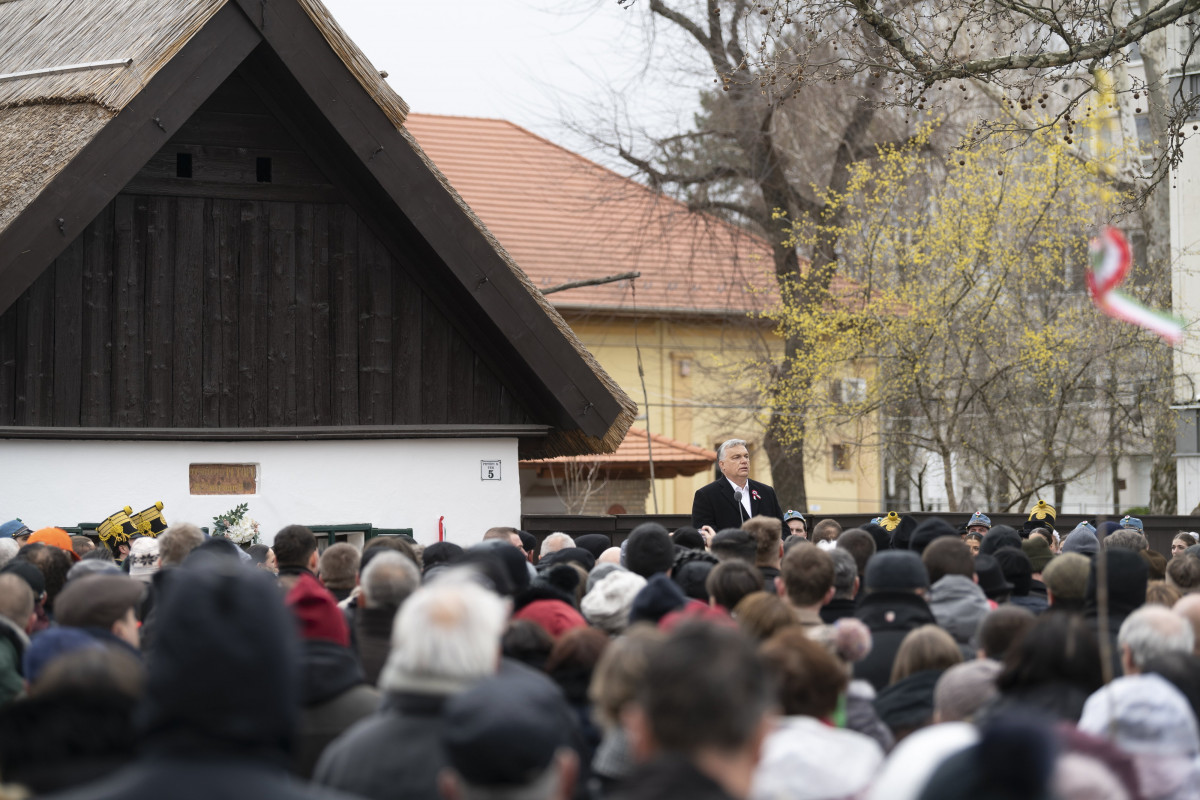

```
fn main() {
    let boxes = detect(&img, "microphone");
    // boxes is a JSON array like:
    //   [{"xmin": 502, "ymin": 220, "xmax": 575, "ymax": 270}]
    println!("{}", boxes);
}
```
[{"xmin": 734, "ymin": 488, "xmax": 746, "ymax": 523}]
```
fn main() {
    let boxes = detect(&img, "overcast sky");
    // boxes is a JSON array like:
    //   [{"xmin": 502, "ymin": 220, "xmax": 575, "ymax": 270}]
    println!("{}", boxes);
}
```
[{"xmin": 320, "ymin": 0, "xmax": 703, "ymax": 167}]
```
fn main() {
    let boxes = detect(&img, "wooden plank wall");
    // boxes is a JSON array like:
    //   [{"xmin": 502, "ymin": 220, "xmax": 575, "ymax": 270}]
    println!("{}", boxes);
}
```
[{"xmin": 0, "ymin": 194, "xmax": 535, "ymax": 430}]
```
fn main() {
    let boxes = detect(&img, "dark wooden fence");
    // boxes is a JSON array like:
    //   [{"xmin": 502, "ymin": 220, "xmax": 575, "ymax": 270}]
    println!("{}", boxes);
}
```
[{"xmin": 522, "ymin": 512, "xmax": 1200, "ymax": 557}]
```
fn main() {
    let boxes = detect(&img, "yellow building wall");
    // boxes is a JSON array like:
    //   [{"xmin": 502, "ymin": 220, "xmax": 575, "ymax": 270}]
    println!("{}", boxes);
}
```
[{"xmin": 563, "ymin": 313, "xmax": 882, "ymax": 516}]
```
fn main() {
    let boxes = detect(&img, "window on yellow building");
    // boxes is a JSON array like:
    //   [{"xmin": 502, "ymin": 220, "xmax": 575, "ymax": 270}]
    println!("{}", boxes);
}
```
[
  {"xmin": 832, "ymin": 444, "xmax": 852, "ymax": 472},
  {"xmin": 830, "ymin": 378, "xmax": 867, "ymax": 405}
]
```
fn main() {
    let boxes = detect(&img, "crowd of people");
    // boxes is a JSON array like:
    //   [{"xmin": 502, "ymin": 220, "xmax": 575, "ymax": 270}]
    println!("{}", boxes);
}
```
[{"xmin": 0, "ymin": 505, "xmax": 1198, "ymax": 800}]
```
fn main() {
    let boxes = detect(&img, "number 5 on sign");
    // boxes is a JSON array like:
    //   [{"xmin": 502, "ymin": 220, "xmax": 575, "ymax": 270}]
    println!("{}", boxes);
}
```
[{"xmin": 481, "ymin": 460, "xmax": 501, "ymax": 480}]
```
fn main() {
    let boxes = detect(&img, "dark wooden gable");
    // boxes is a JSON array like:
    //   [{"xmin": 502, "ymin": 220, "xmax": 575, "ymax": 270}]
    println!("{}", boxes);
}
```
[
  {"xmin": 0, "ymin": 61, "xmax": 536, "ymax": 432},
  {"xmin": 0, "ymin": 0, "xmax": 635, "ymax": 455}
]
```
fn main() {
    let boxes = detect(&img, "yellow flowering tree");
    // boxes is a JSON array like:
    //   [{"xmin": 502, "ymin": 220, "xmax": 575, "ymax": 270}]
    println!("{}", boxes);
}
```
[{"xmin": 762, "ymin": 126, "xmax": 1164, "ymax": 511}]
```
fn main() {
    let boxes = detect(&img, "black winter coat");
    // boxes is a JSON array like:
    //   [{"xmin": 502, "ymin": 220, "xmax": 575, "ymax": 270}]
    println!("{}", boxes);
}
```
[
  {"xmin": 853, "ymin": 590, "xmax": 937, "ymax": 691},
  {"xmin": 47, "ymin": 759, "xmax": 357, "ymax": 800},
  {"xmin": 312, "ymin": 691, "xmax": 452, "ymax": 800},
  {"xmin": 292, "ymin": 639, "xmax": 380, "ymax": 779},
  {"xmin": 43, "ymin": 563, "xmax": 357, "ymax": 800},
  {"xmin": 611, "ymin": 754, "xmax": 738, "ymax": 800}
]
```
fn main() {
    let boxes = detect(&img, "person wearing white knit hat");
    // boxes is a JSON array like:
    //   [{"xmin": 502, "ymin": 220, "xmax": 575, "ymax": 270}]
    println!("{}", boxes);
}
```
[
  {"xmin": 581, "ymin": 569, "xmax": 646, "ymax": 635},
  {"xmin": 127, "ymin": 537, "xmax": 161, "ymax": 584}
]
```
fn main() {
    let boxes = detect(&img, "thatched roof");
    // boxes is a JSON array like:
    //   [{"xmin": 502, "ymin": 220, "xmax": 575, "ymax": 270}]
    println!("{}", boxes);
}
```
[
  {"xmin": 0, "ymin": 0, "xmax": 636, "ymax": 457},
  {"xmin": 0, "ymin": 0, "xmax": 407, "ymax": 234}
]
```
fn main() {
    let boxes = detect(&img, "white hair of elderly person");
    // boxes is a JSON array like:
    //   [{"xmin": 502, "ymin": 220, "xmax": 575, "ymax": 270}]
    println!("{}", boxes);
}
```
[
  {"xmin": 377, "ymin": 572, "xmax": 510, "ymax": 694},
  {"xmin": 539, "ymin": 532, "xmax": 575, "ymax": 558},
  {"xmin": 1118, "ymin": 604, "xmax": 1196, "ymax": 676},
  {"xmin": 360, "ymin": 551, "xmax": 421, "ymax": 610},
  {"xmin": 0, "ymin": 539, "xmax": 20, "ymax": 568},
  {"xmin": 313, "ymin": 571, "xmax": 512, "ymax": 800}
]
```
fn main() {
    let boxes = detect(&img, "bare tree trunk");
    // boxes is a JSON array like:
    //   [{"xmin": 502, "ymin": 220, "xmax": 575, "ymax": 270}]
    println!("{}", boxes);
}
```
[
  {"xmin": 940, "ymin": 448, "xmax": 958, "ymax": 511},
  {"xmin": 1053, "ymin": 462, "xmax": 1066, "ymax": 510},
  {"xmin": 1150, "ymin": 400, "xmax": 1179, "ymax": 513},
  {"xmin": 1112, "ymin": 456, "xmax": 1123, "ymax": 516},
  {"xmin": 763, "ymin": 414, "xmax": 808, "ymax": 511}
]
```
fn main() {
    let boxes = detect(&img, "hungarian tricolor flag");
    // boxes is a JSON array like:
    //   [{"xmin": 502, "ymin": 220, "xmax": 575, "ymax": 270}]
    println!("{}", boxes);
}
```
[{"xmin": 1087, "ymin": 226, "xmax": 1184, "ymax": 345}]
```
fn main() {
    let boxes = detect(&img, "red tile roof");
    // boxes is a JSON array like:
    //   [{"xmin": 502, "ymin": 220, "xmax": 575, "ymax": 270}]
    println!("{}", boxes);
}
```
[
  {"xmin": 521, "ymin": 426, "xmax": 717, "ymax": 479},
  {"xmin": 404, "ymin": 114, "xmax": 778, "ymax": 315}
]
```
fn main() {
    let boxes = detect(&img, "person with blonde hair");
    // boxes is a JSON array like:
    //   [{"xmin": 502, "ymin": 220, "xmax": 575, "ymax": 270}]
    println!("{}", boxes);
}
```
[
  {"xmin": 874, "ymin": 625, "xmax": 962, "ymax": 743},
  {"xmin": 732, "ymin": 593, "xmax": 796, "ymax": 642}
]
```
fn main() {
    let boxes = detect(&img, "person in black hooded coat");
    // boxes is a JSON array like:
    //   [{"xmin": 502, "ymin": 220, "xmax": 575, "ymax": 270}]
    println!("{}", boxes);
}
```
[
  {"xmin": 1084, "ymin": 548, "xmax": 1148, "ymax": 679},
  {"xmin": 853, "ymin": 552, "xmax": 937, "ymax": 692},
  {"xmin": 44, "ymin": 559, "xmax": 358, "ymax": 800}
]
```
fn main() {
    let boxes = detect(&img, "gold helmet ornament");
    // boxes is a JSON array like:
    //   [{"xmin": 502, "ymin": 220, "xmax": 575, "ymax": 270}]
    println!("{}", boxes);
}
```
[
  {"xmin": 98, "ymin": 506, "xmax": 138, "ymax": 552},
  {"xmin": 874, "ymin": 511, "xmax": 902, "ymax": 532},
  {"xmin": 1027, "ymin": 500, "xmax": 1056, "ymax": 526},
  {"xmin": 131, "ymin": 501, "xmax": 168, "ymax": 537}
]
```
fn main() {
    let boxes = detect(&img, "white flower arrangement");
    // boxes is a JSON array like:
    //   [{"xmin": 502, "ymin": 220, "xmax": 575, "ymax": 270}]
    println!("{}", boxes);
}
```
[{"xmin": 213, "ymin": 503, "xmax": 261, "ymax": 546}]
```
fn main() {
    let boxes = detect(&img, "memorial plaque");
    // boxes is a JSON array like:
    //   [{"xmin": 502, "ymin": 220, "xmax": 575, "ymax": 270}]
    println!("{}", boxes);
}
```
[{"xmin": 189, "ymin": 464, "xmax": 258, "ymax": 495}]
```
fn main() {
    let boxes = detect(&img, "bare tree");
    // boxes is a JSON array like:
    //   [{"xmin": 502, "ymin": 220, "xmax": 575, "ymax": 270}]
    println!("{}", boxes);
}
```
[
  {"xmin": 547, "ymin": 459, "xmax": 611, "ymax": 514},
  {"xmin": 589, "ymin": 0, "xmax": 980, "ymax": 509}
]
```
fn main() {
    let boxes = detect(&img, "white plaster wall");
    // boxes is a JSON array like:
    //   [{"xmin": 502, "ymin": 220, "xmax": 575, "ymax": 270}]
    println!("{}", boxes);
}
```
[
  {"xmin": 1172, "ymin": 129, "xmax": 1200, "ymax": 404},
  {"xmin": 1171, "ymin": 110, "xmax": 1200, "ymax": 512},
  {"xmin": 0, "ymin": 438, "xmax": 520, "ymax": 546},
  {"xmin": 1179, "ymin": 455, "xmax": 1200, "ymax": 515},
  {"xmin": 914, "ymin": 453, "xmax": 1152, "ymax": 515}
]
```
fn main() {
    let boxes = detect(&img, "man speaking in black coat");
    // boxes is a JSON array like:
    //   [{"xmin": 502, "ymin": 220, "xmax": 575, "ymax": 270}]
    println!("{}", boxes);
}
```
[{"xmin": 691, "ymin": 439, "xmax": 786, "ymax": 536}]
